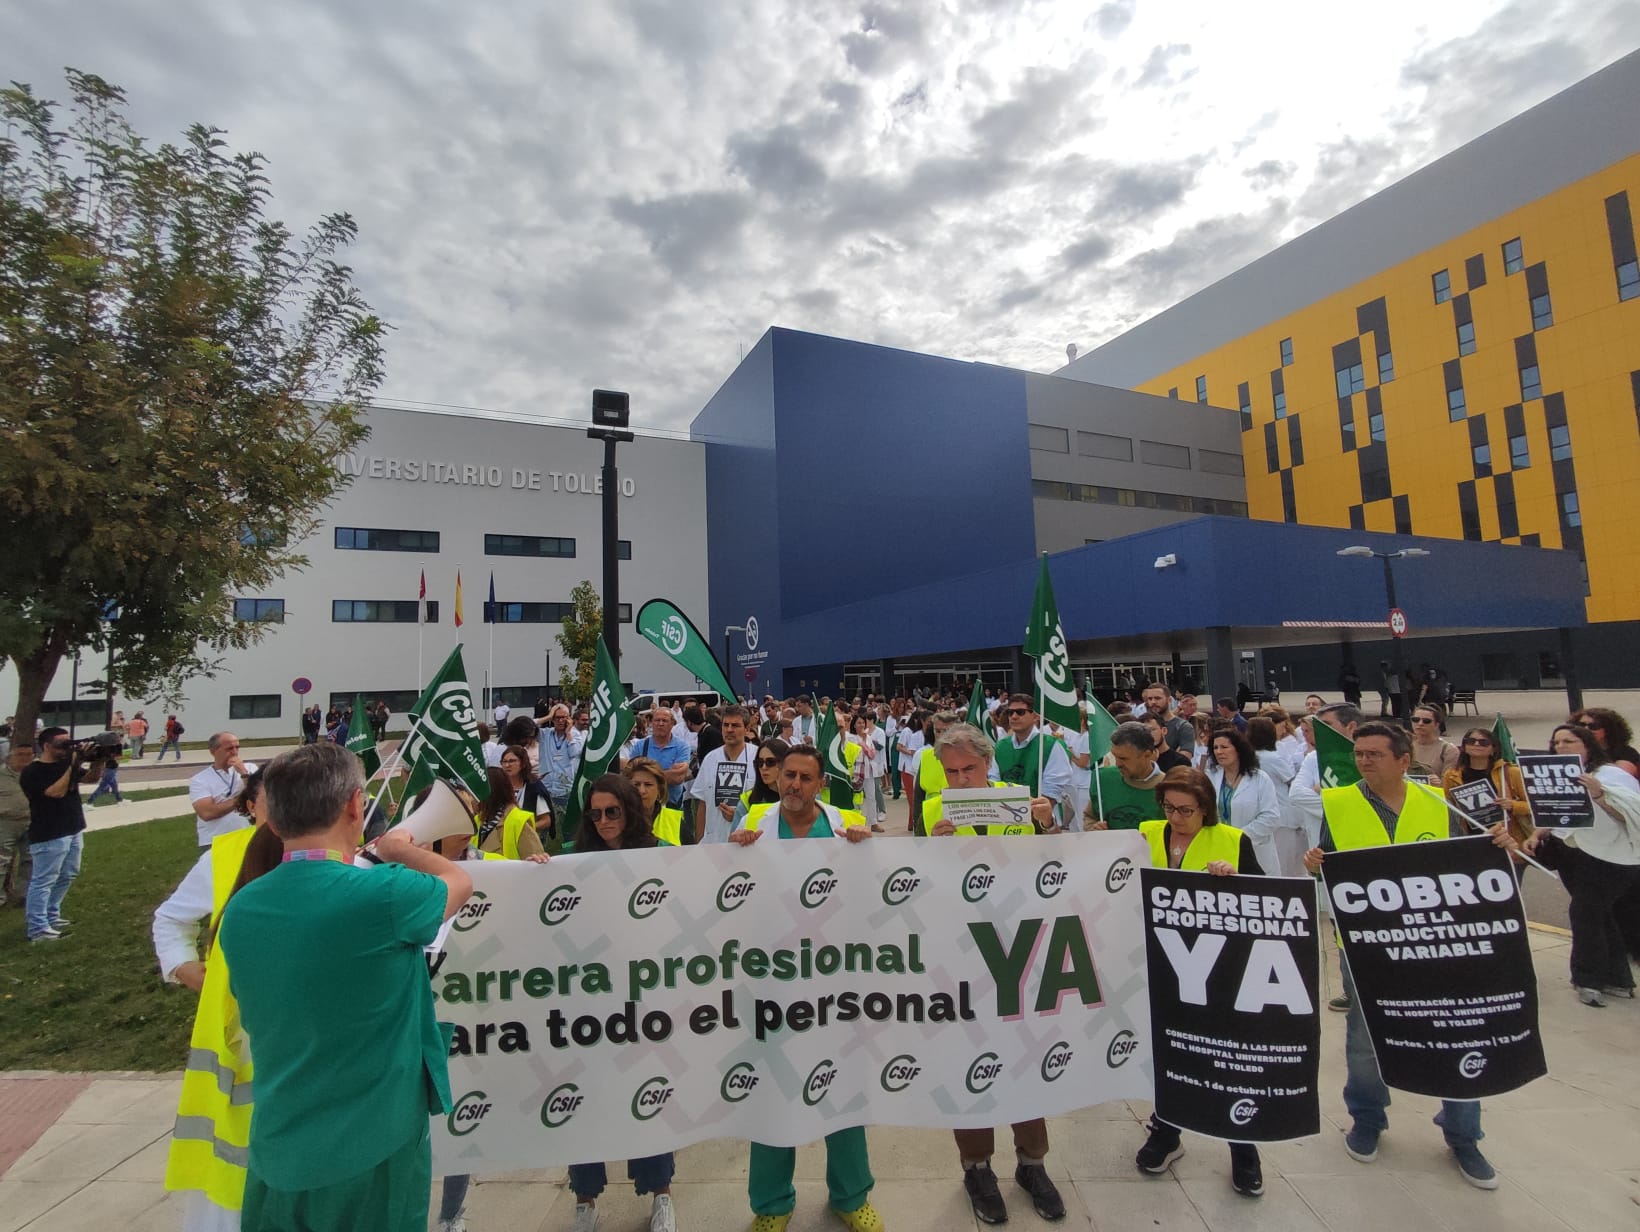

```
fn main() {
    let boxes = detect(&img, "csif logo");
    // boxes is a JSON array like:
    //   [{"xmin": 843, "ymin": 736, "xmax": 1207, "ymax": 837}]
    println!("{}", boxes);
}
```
[
  {"xmin": 447, "ymin": 1089, "xmax": 492, "ymax": 1136},
  {"xmin": 1458, "ymin": 1051, "xmax": 1487, "ymax": 1079},
  {"xmin": 660, "ymin": 615, "xmax": 688, "ymax": 656},
  {"xmin": 1040, "ymin": 1040, "xmax": 1074, "ymax": 1082},
  {"xmin": 630, "ymin": 1075, "xmax": 675, "ymax": 1122},
  {"xmin": 1106, "ymin": 1030, "xmax": 1138, "ymax": 1068},
  {"xmin": 1229, "ymin": 1098, "xmax": 1258, "ymax": 1127},
  {"xmin": 1414, "ymin": 830, "xmax": 1440, "ymax": 842},
  {"xmin": 962, "ymin": 863, "xmax": 995, "ymax": 903},
  {"xmin": 879, "ymin": 1054, "xmax": 921, "ymax": 1092},
  {"xmin": 420, "ymin": 681, "xmax": 478, "ymax": 743},
  {"xmin": 539, "ymin": 884, "xmax": 582, "ymax": 926},
  {"xmin": 1105, "ymin": 857, "xmax": 1135, "ymax": 893},
  {"xmin": 803, "ymin": 1058, "xmax": 839, "ymax": 1106},
  {"xmin": 580, "ymin": 678, "xmax": 622, "ymax": 763},
  {"xmin": 539, "ymin": 1082, "xmax": 584, "ymax": 1128},
  {"xmin": 881, "ymin": 866, "xmax": 922, "ymax": 906},
  {"xmin": 966, "ymin": 1052, "xmax": 1004, "ymax": 1094},
  {"xmin": 452, "ymin": 892, "xmax": 492, "ymax": 933},
  {"xmin": 628, "ymin": 877, "xmax": 669, "ymax": 919},
  {"xmin": 717, "ymin": 870, "xmax": 756, "ymax": 912},
  {"xmin": 1036, "ymin": 860, "xmax": 1068, "ymax": 898},
  {"xmin": 800, "ymin": 867, "xmax": 838, "ymax": 909},
  {"xmin": 720, "ymin": 1061, "xmax": 759, "ymax": 1103}
]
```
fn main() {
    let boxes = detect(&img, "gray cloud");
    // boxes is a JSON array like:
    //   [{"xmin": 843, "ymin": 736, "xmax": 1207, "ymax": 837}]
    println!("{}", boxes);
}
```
[
  {"xmin": 1244, "ymin": 159, "xmax": 1295, "ymax": 191},
  {"xmin": 840, "ymin": 2, "xmax": 928, "ymax": 74},
  {"xmin": 1060, "ymin": 233, "xmax": 1113, "ymax": 270},
  {"xmin": 727, "ymin": 125, "xmax": 829, "ymax": 198},
  {"xmin": 1089, "ymin": 2, "xmax": 1136, "ymax": 39},
  {"xmin": 1135, "ymin": 43, "xmax": 1193, "ymax": 89},
  {"xmin": 608, "ymin": 191, "xmax": 755, "ymax": 276}
]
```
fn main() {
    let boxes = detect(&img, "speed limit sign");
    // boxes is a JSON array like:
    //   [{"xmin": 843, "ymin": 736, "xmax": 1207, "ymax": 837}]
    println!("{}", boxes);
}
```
[{"xmin": 1388, "ymin": 608, "xmax": 1408, "ymax": 638}]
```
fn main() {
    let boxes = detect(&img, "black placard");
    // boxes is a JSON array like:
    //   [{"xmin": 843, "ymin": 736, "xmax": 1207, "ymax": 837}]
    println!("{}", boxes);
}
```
[
  {"xmin": 1141, "ymin": 868, "xmax": 1321, "ymax": 1142},
  {"xmin": 1323, "ymin": 836, "xmax": 1546, "ymax": 1099},
  {"xmin": 1518, "ymin": 754, "xmax": 1595, "ymax": 829},
  {"xmin": 1447, "ymin": 778, "xmax": 1504, "ymax": 829}
]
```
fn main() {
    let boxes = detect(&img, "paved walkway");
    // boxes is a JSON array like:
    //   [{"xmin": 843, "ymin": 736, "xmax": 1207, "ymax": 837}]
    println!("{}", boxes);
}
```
[{"xmin": 1, "ymin": 930, "xmax": 1633, "ymax": 1232}]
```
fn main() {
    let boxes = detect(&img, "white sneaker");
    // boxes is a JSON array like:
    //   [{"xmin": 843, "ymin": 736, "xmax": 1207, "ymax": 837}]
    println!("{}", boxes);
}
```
[
  {"xmin": 572, "ymin": 1202, "xmax": 600, "ymax": 1232},
  {"xmin": 650, "ymin": 1193, "xmax": 677, "ymax": 1232},
  {"xmin": 438, "ymin": 1218, "xmax": 467, "ymax": 1232}
]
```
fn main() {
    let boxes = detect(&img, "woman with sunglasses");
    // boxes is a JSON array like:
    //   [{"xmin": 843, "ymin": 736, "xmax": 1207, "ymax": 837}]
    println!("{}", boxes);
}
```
[
  {"xmin": 623, "ymin": 756, "xmax": 686, "ymax": 846},
  {"xmin": 1408, "ymin": 704, "xmax": 1459, "ymax": 780},
  {"xmin": 730, "ymin": 738, "xmax": 789, "ymax": 832},
  {"xmin": 1134, "ymin": 767, "xmax": 1266, "ymax": 1199},
  {"xmin": 566, "ymin": 774, "xmax": 679, "ymax": 1232},
  {"xmin": 1569, "ymin": 707, "xmax": 1640, "ymax": 781},
  {"xmin": 1521, "ymin": 724, "xmax": 1640, "ymax": 1007},
  {"xmin": 1440, "ymin": 728, "xmax": 1531, "ymax": 842}
]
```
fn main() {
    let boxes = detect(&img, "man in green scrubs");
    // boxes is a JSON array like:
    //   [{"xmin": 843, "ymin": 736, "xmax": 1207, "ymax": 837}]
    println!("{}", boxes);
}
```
[
  {"xmin": 219, "ymin": 742, "xmax": 474, "ymax": 1232},
  {"xmin": 1086, "ymin": 722, "xmax": 1167, "ymax": 831}
]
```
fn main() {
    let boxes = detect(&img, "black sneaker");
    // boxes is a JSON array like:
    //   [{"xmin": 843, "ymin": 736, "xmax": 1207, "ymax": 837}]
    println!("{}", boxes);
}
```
[
  {"xmin": 1229, "ymin": 1144, "xmax": 1264, "ymax": 1197},
  {"xmin": 1014, "ymin": 1162, "xmax": 1065, "ymax": 1222},
  {"xmin": 963, "ymin": 1162, "xmax": 1008, "ymax": 1225},
  {"xmin": 1135, "ymin": 1122, "xmax": 1184, "ymax": 1174},
  {"xmin": 1327, "ymin": 995, "xmax": 1352, "ymax": 1012}
]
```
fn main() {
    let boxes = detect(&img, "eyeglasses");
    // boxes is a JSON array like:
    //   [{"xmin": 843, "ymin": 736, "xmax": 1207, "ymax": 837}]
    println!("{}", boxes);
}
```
[
  {"xmin": 1410, "ymin": 716, "xmax": 1435, "ymax": 725},
  {"xmin": 755, "ymin": 757, "xmax": 778, "ymax": 767},
  {"xmin": 1160, "ymin": 802, "xmax": 1199, "ymax": 819},
  {"xmin": 585, "ymin": 806, "xmax": 623, "ymax": 821},
  {"xmin": 1007, "ymin": 708, "xmax": 1031, "ymax": 717},
  {"xmin": 1462, "ymin": 737, "xmax": 1493, "ymax": 747}
]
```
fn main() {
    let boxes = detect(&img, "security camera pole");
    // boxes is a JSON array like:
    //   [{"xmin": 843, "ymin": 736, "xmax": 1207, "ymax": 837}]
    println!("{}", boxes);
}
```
[{"xmin": 589, "ymin": 390, "xmax": 635, "ymax": 666}]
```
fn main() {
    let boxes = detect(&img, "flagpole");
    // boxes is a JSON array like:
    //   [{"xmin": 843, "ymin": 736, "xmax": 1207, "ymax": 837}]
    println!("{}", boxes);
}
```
[
  {"xmin": 417, "ymin": 566, "xmax": 426, "ymax": 687},
  {"xmin": 1407, "ymin": 780, "xmax": 1556, "ymax": 879}
]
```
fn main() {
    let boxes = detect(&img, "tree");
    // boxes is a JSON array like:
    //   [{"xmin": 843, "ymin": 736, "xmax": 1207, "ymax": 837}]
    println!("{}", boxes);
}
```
[
  {"xmin": 555, "ymin": 581, "xmax": 602, "ymax": 700},
  {"xmin": 0, "ymin": 71, "xmax": 385, "ymax": 739}
]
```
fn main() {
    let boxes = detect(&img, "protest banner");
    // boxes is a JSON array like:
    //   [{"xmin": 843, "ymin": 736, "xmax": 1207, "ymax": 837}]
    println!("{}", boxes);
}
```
[
  {"xmin": 1446, "ymin": 779, "xmax": 1504, "ymax": 829},
  {"xmin": 1518, "ymin": 753, "xmax": 1595, "ymax": 830},
  {"xmin": 1141, "ymin": 868, "xmax": 1321, "ymax": 1142},
  {"xmin": 1322, "ymin": 836, "xmax": 1546, "ymax": 1099},
  {"xmin": 429, "ymin": 832, "xmax": 1153, "ymax": 1173}
]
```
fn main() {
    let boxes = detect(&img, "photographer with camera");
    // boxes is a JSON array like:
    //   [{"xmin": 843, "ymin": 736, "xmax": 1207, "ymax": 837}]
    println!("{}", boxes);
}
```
[{"xmin": 19, "ymin": 727, "xmax": 93, "ymax": 942}]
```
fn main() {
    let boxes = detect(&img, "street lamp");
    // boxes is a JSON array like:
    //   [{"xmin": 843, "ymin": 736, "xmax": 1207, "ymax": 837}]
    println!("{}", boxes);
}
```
[
  {"xmin": 588, "ymin": 390, "xmax": 635, "ymax": 665},
  {"xmin": 1337, "ymin": 545, "xmax": 1431, "ymax": 720},
  {"xmin": 724, "ymin": 626, "xmax": 746, "ymax": 701}
]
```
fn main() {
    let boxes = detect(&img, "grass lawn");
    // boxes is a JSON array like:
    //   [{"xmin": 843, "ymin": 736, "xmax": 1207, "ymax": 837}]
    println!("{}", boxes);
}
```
[
  {"xmin": 0, "ymin": 814, "xmax": 202, "ymax": 1071},
  {"xmin": 87, "ymin": 786, "xmax": 189, "ymax": 807}
]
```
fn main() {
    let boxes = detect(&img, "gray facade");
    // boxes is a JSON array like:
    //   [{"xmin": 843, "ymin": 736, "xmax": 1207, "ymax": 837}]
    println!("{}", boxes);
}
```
[
  {"xmin": 1059, "ymin": 49, "xmax": 1640, "ymax": 389},
  {"xmin": 1024, "ymin": 375, "xmax": 1247, "ymax": 554}
]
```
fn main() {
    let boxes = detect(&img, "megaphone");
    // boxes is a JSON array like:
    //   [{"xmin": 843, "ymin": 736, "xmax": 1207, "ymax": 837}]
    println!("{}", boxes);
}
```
[{"xmin": 393, "ymin": 779, "xmax": 478, "ymax": 846}]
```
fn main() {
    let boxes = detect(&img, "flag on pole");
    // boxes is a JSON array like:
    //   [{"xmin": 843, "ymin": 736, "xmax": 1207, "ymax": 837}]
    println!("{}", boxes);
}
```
[
  {"xmin": 965, "ymin": 679, "xmax": 989, "ymax": 734},
  {"xmin": 346, "ymin": 692, "xmax": 381, "ymax": 777},
  {"xmin": 1023, "ymin": 554, "xmax": 1081, "ymax": 729},
  {"xmin": 1314, "ymin": 720, "xmax": 1361, "ymax": 789},
  {"xmin": 559, "ymin": 637, "xmax": 635, "ymax": 846},
  {"xmin": 816, "ymin": 699, "xmax": 853, "ymax": 809},
  {"xmin": 484, "ymin": 572, "xmax": 496, "ymax": 624},
  {"xmin": 1084, "ymin": 694, "xmax": 1121, "ymax": 765},
  {"xmin": 402, "ymin": 646, "xmax": 489, "ymax": 802},
  {"xmin": 454, "ymin": 570, "xmax": 465, "ymax": 628},
  {"xmin": 1492, "ymin": 713, "xmax": 1518, "ymax": 763},
  {"xmin": 419, "ymin": 569, "xmax": 427, "ymax": 620}
]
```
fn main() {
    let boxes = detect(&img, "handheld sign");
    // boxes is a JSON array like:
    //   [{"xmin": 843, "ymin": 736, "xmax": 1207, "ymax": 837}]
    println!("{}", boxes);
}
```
[
  {"xmin": 1447, "ymin": 779, "xmax": 1504, "ymax": 829},
  {"xmin": 940, "ymin": 786, "xmax": 1035, "ymax": 831},
  {"xmin": 1518, "ymin": 754, "xmax": 1595, "ymax": 830}
]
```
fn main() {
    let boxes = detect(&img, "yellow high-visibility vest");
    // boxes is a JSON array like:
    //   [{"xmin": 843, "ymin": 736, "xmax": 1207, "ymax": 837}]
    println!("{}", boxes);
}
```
[
  {"xmin": 653, "ymin": 806, "xmax": 684, "ymax": 847},
  {"xmin": 1139, "ymin": 819, "xmax": 1246, "ymax": 871},
  {"xmin": 163, "ymin": 826, "xmax": 258, "ymax": 1209},
  {"xmin": 1322, "ymin": 783, "xmax": 1447, "ymax": 849}
]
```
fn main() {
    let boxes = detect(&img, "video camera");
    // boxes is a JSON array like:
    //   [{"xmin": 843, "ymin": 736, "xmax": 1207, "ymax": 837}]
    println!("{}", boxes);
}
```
[{"xmin": 76, "ymin": 730, "xmax": 124, "ymax": 758}]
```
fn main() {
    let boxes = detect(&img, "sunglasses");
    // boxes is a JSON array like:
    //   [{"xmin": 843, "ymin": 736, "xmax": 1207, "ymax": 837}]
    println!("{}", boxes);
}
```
[
  {"xmin": 1463, "ymin": 737, "xmax": 1493, "ymax": 746},
  {"xmin": 585, "ymin": 806, "xmax": 623, "ymax": 822},
  {"xmin": 755, "ymin": 757, "xmax": 778, "ymax": 767},
  {"xmin": 1007, "ymin": 708, "xmax": 1031, "ymax": 717},
  {"xmin": 1410, "ymin": 716, "xmax": 1436, "ymax": 725}
]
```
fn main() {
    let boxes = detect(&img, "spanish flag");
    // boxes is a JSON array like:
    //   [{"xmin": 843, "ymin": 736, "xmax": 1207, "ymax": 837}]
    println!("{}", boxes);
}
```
[{"xmin": 454, "ymin": 569, "xmax": 464, "ymax": 628}]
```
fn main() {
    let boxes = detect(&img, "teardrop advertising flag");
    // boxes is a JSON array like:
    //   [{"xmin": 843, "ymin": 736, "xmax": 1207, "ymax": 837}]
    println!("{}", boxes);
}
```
[{"xmin": 634, "ymin": 599, "xmax": 739, "ymax": 702}]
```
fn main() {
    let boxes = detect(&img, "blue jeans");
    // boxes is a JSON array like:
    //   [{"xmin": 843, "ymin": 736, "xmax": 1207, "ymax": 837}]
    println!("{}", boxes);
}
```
[
  {"xmin": 88, "ymin": 768, "xmax": 121, "ymax": 804},
  {"xmin": 568, "ymin": 1154, "xmax": 674, "ymax": 1200},
  {"xmin": 1341, "ymin": 958, "xmax": 1482, "ymax": 1145},
  {"xmin": 25, "ymin": 833, "xmax": 82, "ymax": 937},
  {"xmin": 158, "ymin": 740, "xmax": 182, "ymax": 761},
  {"xmin": 439, "ymin": 1174, "xmax": 470, "ymax": 1222}
]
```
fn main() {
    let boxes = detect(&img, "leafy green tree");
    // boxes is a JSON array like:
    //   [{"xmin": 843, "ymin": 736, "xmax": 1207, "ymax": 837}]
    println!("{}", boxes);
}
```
[
  {"xmin": 555, "ymin": 581, "xmax": 603, "ymax": 700},
  {"xmin": 0, "ymin": 71, "xmax": 385, "ymax": 738}
]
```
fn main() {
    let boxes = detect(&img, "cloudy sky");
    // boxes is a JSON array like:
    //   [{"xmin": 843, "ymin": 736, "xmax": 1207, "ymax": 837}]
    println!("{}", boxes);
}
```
[{"xmin": 10, "ymin": 1, "xmax": 1640, "ymax": 432}]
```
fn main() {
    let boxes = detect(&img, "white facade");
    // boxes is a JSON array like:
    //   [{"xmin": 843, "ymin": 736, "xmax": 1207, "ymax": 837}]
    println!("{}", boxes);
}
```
[{"xmin": 10, "ymin": 405, "xmax": 710, "ymax": 740}]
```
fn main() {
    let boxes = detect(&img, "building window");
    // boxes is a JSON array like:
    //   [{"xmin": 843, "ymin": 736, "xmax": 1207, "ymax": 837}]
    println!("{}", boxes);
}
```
[
  {"xmin": 1334, "ymin": 364, "xmax": 1364, "ymax": 397},
  {"xmin": 492, "ymin": 602, "xmax": 633, "ymax": 625},
  {"xmin": 1369, "ymin": 409, "xmax": 1385, "ymax": 443},
  {"xmin": 1432, "ymin": 269, "xmax": 1451, "ymax": 304},
  {"xmin": 1548, "ymin": 422, "xmax": 1572, "ymax": 460},
  {"xmin": 1472, "ymin": 442, "xmax": 1491, "ymax": 475},
  {"xmin": 229, "ymin": 694, "xmax": 282, "ymax": 720},
  {"xmin": 1509, "ymin": 432, "xmax": 1530, "ymax": 469},
  {"xmin": 328, "ymin": 689, "xmax": 421, "ymax": 714},
  {"xmin": 332, "ymin": 600, "xmax": 434, "ymax": 623},
  {"xmin": 1028, "ymin": 479, "xmax": 1246, "ymax": 517},
  {"xmin": 334, "ymin": 527, "xmax": 440, "ymax": 552},
  {"xmin": 1199, "ymin": 448, "xmax": 1245, "ymax": 476},
  {"xmin": 1194, "ymin": 375, "xmax": 1208, "ymax": 404},
  {"xmin": 1520, "ymin": 364, "xmax": 1542, "ymax": 401},
  {"xmin": 1619, "ymin": 260, "xmax": 1640, "ymax": 302},
  {"xmin": 1273, "ymin": 389, "xmax": 1287, "ymax": 418},
  {"xmin": 1028, "ymin": 424, "xmax": 1070, "ymax": 452},
  {"xmin": 1140, "ymin": 440, "xmax": 1191, "ymax": 469},
  {"xmin": 618, "ymin": 540, "xmax": 633, "ymax": 561},
  {"xmin": 1447, "ymin": 386, "xmax": 1467, "ymax": 420},
  {"xmin": 1168, "ymin": 387, "xmax": 1179, "ymax": 399},
  {"xmin": 233, "ymin": 598, "xmax": 285, "ymax": 623},
  {"xmin": 1503, "ymin": 238, "xmax": 1524, "ymax": 274},
  {"xmin": 1561, "ymin": 491, "xmax": 1581, "ymax": 527},
  {"xmin": 1077, "ymin": 431, "xmax": 1133, "ymax": 461},
  {"xmin": 1456, "ymin": 320, "xmax": 1476, "ymax": 356},
  {"xmin": 1279, "ymin": 338, "xmax": 1293, "ymax": 366},
  {"xmin": 1530, "ymin": 293, "xmax": 1553, "ymax": 330},
  {"xmin": 1377, "ymin": 351, "xmax": 1394, "ymax": 383},
  {"xmin": 484, "ymin": 534, "xmax": 576, "ymax": 558},
  {"xmin": 239, "ymin": 526, "xmax": 285, "ymax": 548}
]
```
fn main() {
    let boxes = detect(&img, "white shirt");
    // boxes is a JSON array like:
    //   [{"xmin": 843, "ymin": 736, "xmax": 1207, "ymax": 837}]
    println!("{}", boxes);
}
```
[
  {"xmin": 792, "ymin": 714, "xmax": 817, "ymax": 745},
  {"xmin": 1575, "ymin": 765, "xmax": 1640, "ymax": 865},
  {"xmin": 691, "ymin": 744, "xmax": 759, "ymax": 844},
  {"xmin": 1288, "ymin": 749, "xmax": 1325, "ymax": 847},
  {"xmin": 1208, "ymin": 765, "xmax": 1284, "ymax": 875},
  {"xmin": 897, "ymin": 727, "xmax": 925, "ymax": 775},
  {"xmin": 482, "ymin": 739, "xmax": 505, "ymax": 768},
  {"xmin": 152, "ymin": 847, "xmax": 215, "ymax": 983},
  {"xmin": 999, "ymin": 733, "xmax": 1079, "ymax": 830},
  {"xmin": 187, "ymin": 765, "xmax": 251, "ymax": 846},
  {"xmin": 493, "ymin": 703, "xmax": 510, "ymax": 726}
]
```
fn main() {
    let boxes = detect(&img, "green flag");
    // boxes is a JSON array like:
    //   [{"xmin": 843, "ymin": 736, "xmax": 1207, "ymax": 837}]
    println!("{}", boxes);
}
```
[
  {"xmin": 966, "ymin": 680, "xmax": 989, "ymax": 733},
  {"xmin": 817, "ymin": 699, "xmax": 853, "ymax": 809},
  {"xmin": 1314, "ymin": 719, "xmax": 1360, "ymax": 789},
  {"xmin": 1023, "ymin": 555, "xmax": 1080, "ymax": 729},
  {"xmin": 346, "ymin": 692, "xmax": 380, "ymax": 777},
  {"xmin": 1084, "ymin": 695, "xmax": 1121, "ymax": 765},
  {"xmin": 402, "ymin": 646, "xmax": 490, "ymax": 803},
  {"xmin": 560, "ymin": 637, "xmax": 636, "ymax": 845},
  {"xmin": 634, "ymin": 598, "xmax": 740, "ymax": 702},
  {"xmin": 1492, "ymin": 713, "xmax": 1517, "ymax": 762}
]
